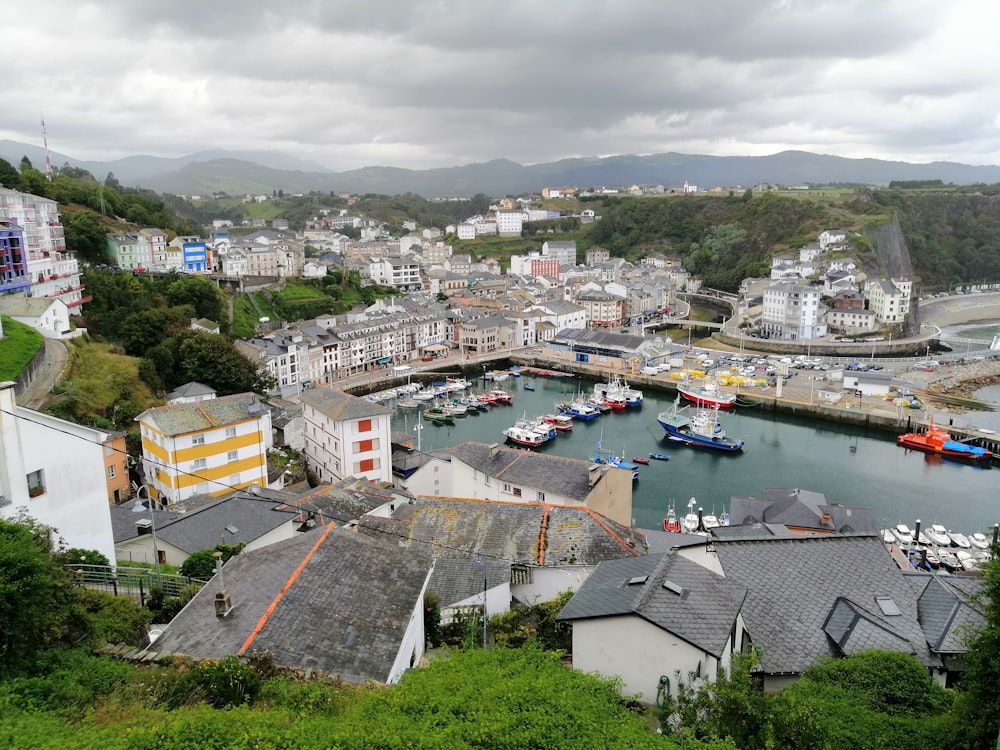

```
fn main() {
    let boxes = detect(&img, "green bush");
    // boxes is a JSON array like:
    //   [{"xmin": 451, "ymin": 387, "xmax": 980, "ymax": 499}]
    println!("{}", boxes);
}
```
[
  {"xmin": 0, "ymin": 649, "xmax": 133, "ymax": 714},
  {"xmin": 181, "ymin": 656, "xmax": 262, "ymax": 708},
  {"xmin": 72, "ymin": 588, "xmax": 151, "ymax": 646},
  {"xmin": 423, "ymin": 590, "xmax": 443, "ymax": 648}
]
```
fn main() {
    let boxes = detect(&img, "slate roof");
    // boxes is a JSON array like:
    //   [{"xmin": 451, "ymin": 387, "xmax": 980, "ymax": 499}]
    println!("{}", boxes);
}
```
[
  {"xmin": 713, "ymin": 536, "xmax": 939, "ymax": 676},
  {"xmin": 112, "ymin": 494, "xmax": 300, "ymax": 553},
  {"xmin": 912, "ymin": 574, "xmax": 986, "ymax": 654},
  {"xmin": 0, "ymin": 294, "xmax": 62, "ymax": 316},
  {"xmin": 356, "ymin": 497, "xmax": 644, "ymax": 571},
  {"xmin": 166, "ymin": 381, "xmax": 216, "ymax": 401},
  {"xmin": 136, "ymin": 393, "xmax": 265, "ymax": 437},
  {"xmin": 447, "ymin": 441, "xmax": 596, "ymax": 502},
  {"xmin": 727, "ymin": 487, "xmax": 878, "ymax": 536},
  {"xmin": 153, "ymin": 526, "xmax": 432, "ymax": 682},
  {"xmin": 298, "ymin": 386, "xmax": 393, "ymax": 421},
  {"xmin": 556, "ymin": 551, "xmax": 746, "ymax": 658}
]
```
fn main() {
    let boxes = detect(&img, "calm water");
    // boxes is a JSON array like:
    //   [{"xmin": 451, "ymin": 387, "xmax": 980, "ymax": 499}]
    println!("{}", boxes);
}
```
[{"xmin": 394, "ymin": 374, "xmax": 1000, "ymax": 536}]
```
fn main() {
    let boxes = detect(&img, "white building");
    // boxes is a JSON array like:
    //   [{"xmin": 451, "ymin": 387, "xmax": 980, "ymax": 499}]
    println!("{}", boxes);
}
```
[
  {"xmin": 368, "ymin": 256, "xmax": 421, "ymax": 290},
  {"xmin": 0, "ymin": 294, "xmax": 74, "ymax": 339},
  {"xmin": 299, "ymin": 387, "xmax": 393, "ymax": 484},
  {"xmin": 865, "ymin": 278, "xmax": 912, "ymax": 324},
  {"xmin": 761, "ymin": 282, "xmax": 827, "ymax": 340},
  {"xmin": 542, "ymin": 240, "xmax": 577, "ymax": 266},
  {"xmin": 0, "ymin": 381, "xmax": 115, "ymax": 560},
  {"xmin": 818, "ymin": 229, "xmax": 847, "ymax": 250},
  {"xmin": 495, "ymin": 210, "xmax": 525, "ymax": 236},
  {"xmin": 0, "ymin": 188, "xmax": 85, "ymax": 310}
]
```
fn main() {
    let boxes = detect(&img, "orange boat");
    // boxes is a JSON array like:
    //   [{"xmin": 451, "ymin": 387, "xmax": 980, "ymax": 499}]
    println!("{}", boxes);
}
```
[{"xmin": 897, "ymin": 422, "xmax": 992, "ymax": 462}]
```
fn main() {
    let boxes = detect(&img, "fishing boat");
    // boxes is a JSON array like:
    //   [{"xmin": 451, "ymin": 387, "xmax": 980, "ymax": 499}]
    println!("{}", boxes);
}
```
[
  {"xmin": 423, "ymin": 405, "xmax": 454, "ymax": 423},
  {"xmin": 663, "ymin": 503, "xmax": 682, "ymax": 533},
  {"xmin": 485, "ymin": 388, "xmax": 513, "ymax": 404},
  {"xmin": 589, "ymin": 441, "xmax": 640, "ymax": 479},
  {"xmin": 503, "ymin": 424, "xmax": 546, "ymax": 447},
  {"xmin": 541, "ymin": 413, "xmax": 574, "ymax": 431},
  {"xmin": 561, "ymin": 400, "xmax": 601, "ymax": 421},
  {"xmin": 897, "ymin": 421, "xmax": 993, "ymax": 462},
  {"xmin": 682, "ymin": 498, "xmax": 701, "ymax": 533},
  {"xmin": 677, "ymin": 378, "xmax": 737, "ymax": 409},
  {"xmin": 656, "ymin": 397, "xmax": 745, "ymax": 452},
  {"xmin": 648, "ymin": 452, "xmax": 670, "ymax": 461},
  {"xmin": 594, "ymin": 373, "xmax": 643, "ymax": 408}
]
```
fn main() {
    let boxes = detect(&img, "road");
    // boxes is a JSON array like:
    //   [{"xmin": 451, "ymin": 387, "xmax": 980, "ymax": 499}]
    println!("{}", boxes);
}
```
[{"xmin": 16, "ymin": 339, "xmax": 69, "ymax": 410}]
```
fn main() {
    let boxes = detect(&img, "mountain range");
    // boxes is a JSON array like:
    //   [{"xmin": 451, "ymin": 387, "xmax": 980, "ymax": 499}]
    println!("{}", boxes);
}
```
[{"xmin": 3, "ymin": 140, "xmax": 1000, "ymax": 198}]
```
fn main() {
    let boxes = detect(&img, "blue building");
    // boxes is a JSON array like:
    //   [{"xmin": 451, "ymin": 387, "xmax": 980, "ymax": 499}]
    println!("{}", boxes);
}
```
[
  {"xmin": 0, "ymin": 218, "xmax": 30, "ymax": 294},
  {"xmin": 182, "ymin": 241, "xmax": 208, "ymax": 273}
]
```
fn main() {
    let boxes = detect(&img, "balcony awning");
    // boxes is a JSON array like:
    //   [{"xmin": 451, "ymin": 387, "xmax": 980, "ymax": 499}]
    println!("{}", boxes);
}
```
[{"xmin": 423, "ymin": 343, "xmax": 449, "ymax": 352}]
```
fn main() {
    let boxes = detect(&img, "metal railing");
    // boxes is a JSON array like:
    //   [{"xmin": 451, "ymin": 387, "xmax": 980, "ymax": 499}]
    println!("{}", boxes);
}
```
[{"xmin": 67, "ymin": 564, "xmax": 208, "ymax": 606}]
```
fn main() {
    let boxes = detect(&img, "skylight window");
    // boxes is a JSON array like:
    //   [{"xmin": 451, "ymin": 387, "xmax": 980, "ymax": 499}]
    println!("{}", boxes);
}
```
[
  {"xmin": 225, "ymin": 524, "xmax": 240, "ymax": 535},
  {"xmin": 627, "ymin": 575, "xmax": 648, "ymax": 586},
  {"xmin": 663, "ymin": 580, "xmax": 686, "ymax": 596},
  {"xmin": 875, "ymin": 595, "xmax": 901, "ymax": 616}
]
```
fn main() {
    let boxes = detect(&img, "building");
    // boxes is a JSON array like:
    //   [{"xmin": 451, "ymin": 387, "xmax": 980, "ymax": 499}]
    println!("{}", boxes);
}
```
[
  {"xmin": 459, "ymin": 314, "xmax": 516, "ymax": 357},
  {"xmin": 152, "ymin": 526, "xmax": 432, "ymax": 685},
  {"xmin": 402, "ymin": 441, "xmax": 634, "ymax": 527},
  {"xmin": 106, "ymin": 233, "xmax": 147, "ymax": 270},
  {"xmin": 508, "ymin": 253, "xmax": 560, "ymax": 279},
  {"xmin": 135, "ymin": 393, "xmax": 272, "ymax": 505},
  {"xmin": 368, "ymin": 256, "xmax": 421, "ymax": 291},
  {"xmin": 760, "ymin": 282, "xmax": 826, "ymax": 340},
  {"xmin": 138, "ymin": 228, "xmax": 169, "ymax": 269},
  {"xmin": 574, "ymin": 288, "xmax": 626, "ymax": 328},
  {"xmin": 865, "ymin": 278, "xmax": 912, "ymax": 324},
  {"xmin": 0, "ymin": 293, "xmax": 73, "ymax": 339},
  {"xmin": 0, "ymin": 218, "xmax": 30, "ymax": 294},
  {"xmin": 299, "ymin": 387, "xmax": 394, "ymax": 484},
  {"xmin": 542, "ymin": 240, "xmax": 577, "ymax": 266},
  {"xmin": 0, "ymin": 188, "xmax": 86, "ymax": 310},
  {"xmin": 0, "ymin": 381, "xmax": 115, "ymax": 560},
  {"xmin": 495, "ymin": 209, "xmax": 524, "ymax": 236}
]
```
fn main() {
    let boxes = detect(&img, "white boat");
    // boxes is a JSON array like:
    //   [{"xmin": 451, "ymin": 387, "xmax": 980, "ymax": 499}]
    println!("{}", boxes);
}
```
[
  {"xmin": 947, "ymin": 531, "xmax": 971, "ymax": 549},
  {"xmin": 881, "ymin": 529, "xmax": 896, "ymax": 545},
  {"xmin": 970, "ymin": 532, "xmax": 990, "ymax": 550},
  {"xmin": 702, "ymin": 514, "xmax": 720, "ymax": 530},
  {"xmin": 926, "ymin": 524, "xmax": 951, "ymax": 546},
  {"xmin": 892, "ymin": 524, "xmax": 914, "ymax": 546},
  {"xmin": 411, "ymin": 389, "xmax": 435, "ymax": 402},
  {"xmin": 503, "ymin": 424, "xmax": 546, "ymax": 447},
  {"xmin": 955, "ymin": 550, "xmax": 979, "ymax": 571},
  {"xmin": 681, "ymin": 498, "xmax": 700, "ymax": 533}
]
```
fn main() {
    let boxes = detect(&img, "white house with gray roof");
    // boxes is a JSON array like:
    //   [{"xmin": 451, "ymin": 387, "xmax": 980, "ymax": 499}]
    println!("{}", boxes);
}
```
[
  {"xmin": 402, "ymin": 441, "xmax": 634, "ymax": 527},
  {"xmin": 0, "ymin": 293, "xmax": 75, "ymax": 339},
  {"xmin": 299, "ymin": 387, "xmax": 393, "ymax": 485}
]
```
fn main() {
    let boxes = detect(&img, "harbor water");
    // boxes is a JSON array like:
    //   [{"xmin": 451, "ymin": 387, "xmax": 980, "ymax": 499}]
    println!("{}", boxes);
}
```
[{"xmin": 392, "ymin": 373, "xmax": 999, "ymax": 536}]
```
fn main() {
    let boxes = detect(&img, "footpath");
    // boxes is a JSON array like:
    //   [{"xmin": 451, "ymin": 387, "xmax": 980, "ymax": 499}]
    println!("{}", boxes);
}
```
[{"xmin": 16, "ymin": 339, "xmax": 69, "ymax": 410}]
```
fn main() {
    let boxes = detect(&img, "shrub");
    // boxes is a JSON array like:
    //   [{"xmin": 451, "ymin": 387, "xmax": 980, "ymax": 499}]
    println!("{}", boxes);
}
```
[
  {"xmin": 423, "ymin": 590, "xmax": 443, "ymax": 648},
  {"xmin": 183, "ymin": 656, "xmax": 262, "ymax": 708},
  {"xmin": 72, "ymin": 588, "xmax": 151, "ymax": 646}
]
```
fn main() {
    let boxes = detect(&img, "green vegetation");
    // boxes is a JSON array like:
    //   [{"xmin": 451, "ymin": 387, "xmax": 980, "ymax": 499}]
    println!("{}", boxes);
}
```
[{"xmin": 0, "ymin": 316, "xmax": 44, "ymax": 380}]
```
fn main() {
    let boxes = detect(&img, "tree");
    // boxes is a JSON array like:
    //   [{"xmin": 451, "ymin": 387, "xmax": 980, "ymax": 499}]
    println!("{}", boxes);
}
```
[
  {"xmin": 64, "ymin": 210, "xmax": 110, "ymax": 264},
  {"xmin": 0, "ymin": 517, "xmax": 77, "ymax": 670},
  {"xmin": 19, "ymin": 155, "xmax": 33, "ymax": 172},
  {"xmin": 120, "ymin": 308, "xmax": 191, "ymax": 356},
  {"xmin": 166, "ymin": 276, "xmax": 224, "ymax": 322},
  {"xmin": 18, "ymin": 168, "xmax": 50, "ymax": 197},
  {"xmin": 0, "ymin": 157, "xmax": 19, "ymax": 188},
  {"xmin": 103, "ymin": 172, "xmax": 123, "ymax": 192},
  {"xmin": 953, "ymin": 558, "xmax": 1000, "ymax": 748},
  {"xmin": 179, "ymin": 542, "xmax": 245, "ymax": 579},
  {"xmin": 175, "ymin": 331, "xmax": 275, "ymax": 395}
]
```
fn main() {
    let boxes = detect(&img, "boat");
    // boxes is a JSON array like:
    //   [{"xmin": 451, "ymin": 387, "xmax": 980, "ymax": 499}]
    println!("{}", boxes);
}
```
[
  {"xmin": 947, "ymin": 531, "xmax": 971, "ymax": 549},
  {"xmin": 881, "ymin": 528, "xmax": 896, "ymax": 545},
  {"xmin": 523, "ymin": 381, "xmax": 536, "ymax": 391},
  {"xmin": 970, "ymin": 532, "xmax": 990, "ymax": 550},
  {"xmin": 897, "ymin": 421, "xmax": 993, "ymax": 462},
  {"xmin": 423, "ymin": 406, "xmax": 454, "ymax": 423},
  {"xmin": 926, "ymin": 524, "xmax": 951, "ymax": 546},
  {"xmin": 594, "ymin": 373, "xmax": 643, "ymax": 407},
  {"xmin": 590, "ymin": 442, "xmax": 640, "ymax": 479},
  {"xmin": 956, "ymin": 550, "xmax": 979, "ymax": 571},
  {"xmin": 560, "ymin": 399, "xmax": 600, "ymax": 421},
  {"xmin": 719, "ymin": 512, "xmax": 731, "ymax": 527},
  {"xmin": 541, "ymin": 414, "xmax": 574, "ymax": 431},
  {"xmin": 485, "ymin": 389, "xmax": 513, "ymax": 404},
  {"xmin": 663, "ymin": 504, "xmax": 682, "ymax": 533},
  {"xmin": 648, "ymin": 452, "xmax": 670, "ymax": 461},
  {"xmin": 656, "ymin": 397, "xmax": 745, "ymax": 452},
  {"xmin": 677, "ymin": 378, "xmax": 737, "ymax": 409},
  {"xmin": 682, "ymin": 499, "xmax": 701, "ymax": 533},
  {"xmin": 892, "ymin": 524, "xmax": 914, "ymax": 546},
  {"xmin": 411, "ymin": 389, "xmax": 436, "ymax": 402},
  {"xmin": 396, "ymin": 397, "xmax": 419, "ymax": 408},
  {"xmin": 938, "ymin": 550, "xmax": 961, "ymax": 572},
  {"xmin": 702, "ymin": 513, "xmax": 720, "ymax": 530},
  {"xmin": 632, "ymin": 456, "xmax": 650, "ymax": 465},
  {"xmin": 440, "ymin": 401, "xmax": 469, "ymax": 417},
  {"xmin": 503, "ymin": 424, "xmax": 546, "ymax": 447}
]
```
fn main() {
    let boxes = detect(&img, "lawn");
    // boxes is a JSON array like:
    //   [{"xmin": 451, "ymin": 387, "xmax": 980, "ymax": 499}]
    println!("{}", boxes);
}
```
[{"xmin": 0, "ymin": 316, "xmax": 44, "ymax": 380}]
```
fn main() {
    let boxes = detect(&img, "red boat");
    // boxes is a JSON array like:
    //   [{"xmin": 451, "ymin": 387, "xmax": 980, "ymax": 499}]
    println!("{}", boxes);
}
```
[
  {"xmin": 663, "ymin": 504, "xmax": 681, "ymax": 533},
  {"xmin": 897, "ymin": 422, "xmax": 992, "ymax": 462},
  {"xmin": 632, "ymin": 456, "xmax": 650, "ymax": 465},
  {"xmin": 677, "ymin": 380, "xmax": 737, "ymax": 409}
]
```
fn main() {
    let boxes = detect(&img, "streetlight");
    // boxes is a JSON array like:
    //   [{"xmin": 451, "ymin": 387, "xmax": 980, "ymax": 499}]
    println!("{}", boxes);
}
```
[
  {"xmin": 472, "ymin": 551, "xmax": 487, "ymax": 649},
  {"xmin": 131, "ymin": 485, "xmax": 162, "ymax": 584}
]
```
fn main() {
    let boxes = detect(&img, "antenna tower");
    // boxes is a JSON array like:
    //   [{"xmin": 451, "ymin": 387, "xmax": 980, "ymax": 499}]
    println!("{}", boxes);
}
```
[{"xmin": 41, "ymin": 116, "xmax": 53, "ymax": 181}]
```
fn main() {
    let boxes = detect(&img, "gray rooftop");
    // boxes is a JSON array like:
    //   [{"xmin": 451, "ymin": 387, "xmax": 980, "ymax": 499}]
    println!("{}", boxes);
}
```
[
  {"xmin": 713, "ymin": 536, "xmax": 939, "ymax": 675},
  {"xmin": 557, "ymin": 551, "xmax": 746, "ymax": 658},
  {"xmin": 447, "ymin": 441, "xmax": 598, "ymax": 502},
  {"xmin": 727, "ymin": 487, "xmax": 878, "ymax": 536},
  {"xmin": 153, "ymin": 526, "xmax": 433, "ymax": 683},
  {"xmin": 166, "ymin": 381, "xmax": 217, "ymax": 401},
  {"xmin": 136, "ymin": 393, "xmax": 266, "ymax": 437},
  {"xmin": 299, "ymin": 386, "xmax": 393, "ymax": 421}
]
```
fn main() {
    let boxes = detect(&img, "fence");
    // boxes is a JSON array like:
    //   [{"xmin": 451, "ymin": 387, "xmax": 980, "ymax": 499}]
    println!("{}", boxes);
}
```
[{"xmin": 68, "ymin": 563, "xmax": 208, "ymax": 606}]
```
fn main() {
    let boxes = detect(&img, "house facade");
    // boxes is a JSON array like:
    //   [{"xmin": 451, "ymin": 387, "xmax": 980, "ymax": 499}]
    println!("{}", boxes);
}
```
[
  {"xmin": 760, "ymin": 282, "xmax": 826, "ymax": 340},
  {"xmin": 136, "ymin": 393, "xmax": 273, "ymax": 505},
  {"xmin": 865, "ymin": 277, "xmax": 912, "ymax": 324},
  {"xmin": 0, "ymin": 381, "xmax": 116, "ymax": 560},
  {"xmin": 299, "ymin": 387, "xmax": 393, "ymax": 484}
]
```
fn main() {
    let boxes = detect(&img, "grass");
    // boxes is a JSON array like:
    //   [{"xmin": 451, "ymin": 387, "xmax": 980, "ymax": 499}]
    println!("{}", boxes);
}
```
[
  {"xmin": 54, "ymin": 342, "xmax": 158, "ymax": 424},
  {"xmin": 276, "ymin": 282, "xmax": 327, "ymax": 301},
  {"xmin": 0, "ymin": 316, "xmax": 44, "ymax": 380}
]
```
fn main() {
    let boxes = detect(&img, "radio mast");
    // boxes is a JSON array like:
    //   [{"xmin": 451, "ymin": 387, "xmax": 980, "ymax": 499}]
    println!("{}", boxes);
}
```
[{"xmin": 41, "ymin": 116, "xmax": 53, "ymax": 181}]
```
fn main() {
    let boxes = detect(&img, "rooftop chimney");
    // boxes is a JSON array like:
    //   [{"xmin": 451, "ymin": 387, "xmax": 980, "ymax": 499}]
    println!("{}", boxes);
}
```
[
  {"xmin": 588, "ymin": 464, "xmax": 601, "ymax": 488},
  {"xmin": 489, "ymin": 443, "xmax": 501, "ymax": 458}
]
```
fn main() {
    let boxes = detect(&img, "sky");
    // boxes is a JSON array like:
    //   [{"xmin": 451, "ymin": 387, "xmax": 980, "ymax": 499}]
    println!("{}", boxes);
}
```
[{"xmin": 5, "ymin": 0, "xmax": 999, "ymax": 171}]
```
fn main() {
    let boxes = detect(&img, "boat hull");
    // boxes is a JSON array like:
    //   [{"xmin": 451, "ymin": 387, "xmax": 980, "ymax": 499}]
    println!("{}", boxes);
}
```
[
  {"xmin": 678, "ymin": 386, "xmax": 737, "ymax": 409},
  {"xmin": 897, "ymin": 434, "xmax": 992, "ymax": 462},
  {"xmin": 658, "ymin": 418, "xmax": 744, "ymax": 452}
]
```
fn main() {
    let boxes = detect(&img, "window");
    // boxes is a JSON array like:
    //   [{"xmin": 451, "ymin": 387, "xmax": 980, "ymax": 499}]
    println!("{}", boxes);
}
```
[
  {"xmin": 230, "ymin": 473, "xmax": 241, "ymax": 485},
  {"xmin": 192, "ymin": 435, "xmax": 205, "ymax": 446},
  {"xmin": 107, "ymin": 465, "xmax": 116, "ymax": 479},
  {"xmin": 484, "ymin": 475, "xmax": 491, "ymax": 486},
  {"xmin": 502, "ymin": 483, "xmax": 512, "ymax": 493},
  {"xmin": 355, "ymin": 457, "xmax": 379, "ymax": 473},
  {"xmin": 536, "ymin": 491, "xmax": 545, "ymax": 502},
  {"xmin": 357, "ymin": 418, "xmax": 372, "ymax": 433},
  {"xmin": 227, "ymin": 450, "xmax": 239, "ymax": 463},
  {"xmin": 513, "ymin": 487, "xmax": 522, "ymax": 497},
  {"xmin": 192, "ymin": 458, "xmax": 207, "ymax": 470},
  {"xmin": 225, "ymin": 427, "xmax": 237, "ymax": 438},
  {"xmin": 353, "ymin": 438, "xmax": 377, "ymax": 453},
  {"xmin": 26, "ymin": 469, "xmax": 45, "ymax": 498}
]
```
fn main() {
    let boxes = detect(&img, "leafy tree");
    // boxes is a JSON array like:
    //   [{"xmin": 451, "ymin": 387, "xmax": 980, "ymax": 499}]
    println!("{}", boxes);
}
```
[
  {"xmin": 120, "ymin": 307, "xmax": 192, "ymax": 356},
  {"xmin": 0, "ymin": 157, "xmax": 19, "ymax": 188},
  {"xmin": 0, "ymin": 517, "xmax": 77, "ymax": 670},
  {"xmin": 175, "ymin": 331, "xmax": 275, "ymax": 395},
  {"xmin": 58, "ymin": 547, "xmax": 110, "ymax": 569},
  {"xmin": 952, "ymin": 558, "xmax": 1000, "ymax": 748},
  {"xmin": 167, "ymin": 276, "xmax": 225, "ymax": 323},
  {"xmin": 64, "ymin": 210, "xmax": 110, "ymax": 264},
  {"xmin": 179, "ymin": 542, "xmax": 246, "ymax": 579},
  {"xmin": 18, "ymin": 168, "xmax": 50, "ymax": 197},
  {"xmin": 103, "ymin": 172, "xmax": 123, "ymax": 192},
  {"xmin": 19, "ymin": 155, "xmax": 33, "ymax": 171}
]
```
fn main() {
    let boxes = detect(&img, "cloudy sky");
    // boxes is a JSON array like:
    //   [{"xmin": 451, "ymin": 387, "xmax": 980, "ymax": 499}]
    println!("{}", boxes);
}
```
[{"xmin": 4, "ymin": 0, "xmax": 997, "ymax": 171}]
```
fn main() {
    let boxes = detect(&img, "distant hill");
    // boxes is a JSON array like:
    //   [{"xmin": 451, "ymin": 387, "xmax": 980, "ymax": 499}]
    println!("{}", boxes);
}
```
[{"xmin": 3, "ymin": 139, "xmax": 1000, "ymax": 197}]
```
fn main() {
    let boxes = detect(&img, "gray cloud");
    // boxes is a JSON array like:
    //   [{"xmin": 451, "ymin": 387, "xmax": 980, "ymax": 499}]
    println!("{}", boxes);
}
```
[{"xmin": 3, "ymin": 0, "xmax": 996, "ymax": 171}]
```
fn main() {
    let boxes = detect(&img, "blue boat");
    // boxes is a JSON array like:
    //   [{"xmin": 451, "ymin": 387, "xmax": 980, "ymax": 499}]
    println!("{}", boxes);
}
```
[
  {"xmin": 649, "ymin": 452, "xmax": 670, "ymax": 461},
  {"xmin": 656, "ymin": 397, "xmax": 744, "ymax": 453},
  {"xmin": 523, "ymin": 381, "xmax": 536, "ymax": 391}
]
